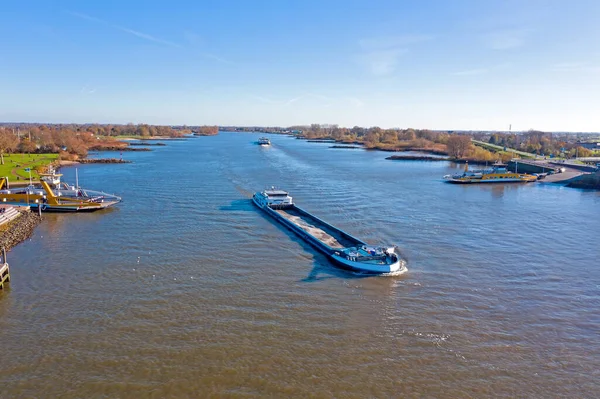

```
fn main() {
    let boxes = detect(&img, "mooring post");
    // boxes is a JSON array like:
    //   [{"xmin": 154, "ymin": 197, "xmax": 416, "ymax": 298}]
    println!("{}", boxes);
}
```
[{"xmin": 0, "ymin": 247, "xmax": 8, "ymax": 289}]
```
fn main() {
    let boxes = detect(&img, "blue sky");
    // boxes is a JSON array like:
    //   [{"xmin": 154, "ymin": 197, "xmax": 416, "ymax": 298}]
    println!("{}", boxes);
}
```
[{"xmin": 1, "ymin": 0, "xmax": 599, "ymax": 131}]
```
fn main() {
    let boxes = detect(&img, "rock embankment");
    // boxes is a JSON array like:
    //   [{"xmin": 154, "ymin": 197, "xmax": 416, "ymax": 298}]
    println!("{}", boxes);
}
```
[
  {"xmin": 89, "ymin": 145, "xmax": 152, "ymax": 151},
  {"xmin": 79, "ymin": 158, "xmax": 133, "ymax": 164},
  {"xmin": 386, "ymin": 155, "xmax": 450, "ymax": 161},
  {"xmin": 128, "ymin": 142, "xmax": 166, "ymax": 146},
  {"xmin": 0, "ymin": 211, "xmax": 42, "ymax": 252}
]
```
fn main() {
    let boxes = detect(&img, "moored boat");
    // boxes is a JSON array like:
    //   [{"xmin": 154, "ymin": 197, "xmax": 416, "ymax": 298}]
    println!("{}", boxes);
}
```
[
  {"xmin": 443, "ymin": 162, "xmax": 537, "ymax": 184},
  {"xmin": 253, "ymin": 188, "xmax": 406, "ymax": 275},
  {"xmin": 257, "ymin": 137, "xmax": 271, "ymax": 146},
  {"xmin": 0, "ymin": 171, "xmax": 121, "ymax": 212}
]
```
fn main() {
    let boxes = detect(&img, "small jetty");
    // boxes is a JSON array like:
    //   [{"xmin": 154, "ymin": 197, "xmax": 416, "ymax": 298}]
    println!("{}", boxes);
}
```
[
  {"xmin": 0, "ymin": 248, "xmax": 9, "ymax": 290},
  {"xmin": 253, "ymin": 188, "xmax": 406, "ymax": 274}
]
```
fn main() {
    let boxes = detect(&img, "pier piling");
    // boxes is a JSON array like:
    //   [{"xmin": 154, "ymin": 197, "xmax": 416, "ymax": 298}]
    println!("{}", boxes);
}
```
[{"xmin": 0, "ymin": 247, "xmax": 9, "ymax": 290}]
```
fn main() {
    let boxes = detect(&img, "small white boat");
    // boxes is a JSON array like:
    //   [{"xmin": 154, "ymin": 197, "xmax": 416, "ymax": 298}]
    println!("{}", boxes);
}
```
[{"xmin": 257, "ymin": 137, "xmax": 271, "ymax": 146}]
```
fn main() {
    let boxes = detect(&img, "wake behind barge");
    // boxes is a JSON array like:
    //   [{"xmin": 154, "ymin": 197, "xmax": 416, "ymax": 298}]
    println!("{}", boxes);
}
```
[{"xmin": 253, "ymin": 188, "xmax": 406, "ymax": 275}]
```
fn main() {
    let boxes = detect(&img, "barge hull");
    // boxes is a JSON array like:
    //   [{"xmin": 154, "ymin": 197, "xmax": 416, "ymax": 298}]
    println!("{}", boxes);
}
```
[
  {"xmin": 254, "ymin": 200, "xmax": 366, "ymax": 250},
  {"xmin": 259, "ymin": 204, "xmax": 353, "ymax": 257},
  {"xmin": 254, "ymin": 201, "xmax": 401, "ymax": 274}
]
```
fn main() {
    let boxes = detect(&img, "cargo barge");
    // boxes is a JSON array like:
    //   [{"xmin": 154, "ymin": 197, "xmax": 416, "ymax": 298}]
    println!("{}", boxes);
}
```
[{"xmin": 253, "ymin": 188, "xmax": 406, "ymax": 274}]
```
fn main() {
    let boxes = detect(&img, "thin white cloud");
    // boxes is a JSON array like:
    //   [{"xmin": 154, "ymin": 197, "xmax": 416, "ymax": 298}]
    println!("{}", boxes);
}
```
[
  {"xmin": 249, "ymin": 95, "xmax": 277, "ymax": 104},
  {"xmin": 483, "ymin": 28, "xmax": 530, "ymax": 50},
  {"xmin": 358, "ymin": 34, "xmax": 432, "ymax": 76},
  {"xmin": 249, "ymin": 92, "xmax": 343, "ymax": 108},
  {"xmin": 451, "ymin": 68, "xmax": 489, "ymax": 76},
  {"xmin": 80, "ymin": 85, "xmax": 96, "ymax": 94},
  {"xmin": 284, "ymin": 96, "xmax": 303, "ymax": 106},
  {"xmin": 346, "ymin": 97, "xmax": 365, "ymax": 108},
  {"xmin": 551, "ymin": 62, "xmax": 600, "ymax": 73},
  {"xmin": 363, "ymin": 48, "xmax": 408, "ymax": 76},
  {"xmin": 118, "ymin": 27, "xmax": 181, "ymax": 48},
  {"xmin": 184, "ymin": 31, "xmax": 203, "ymax": 46},
  {"xmin": 359, "ymin": 34, "xmax": 434, "ymax": 50},
  {"xmin": 183, "ymin": 31, "xmax": 231, "ymax": 64},
  {"xmin": 67, "ymin": 10, "xmax": 182, "ymax": 48},
  {"xmin": 202, "ymin": 53, "xmax": 231, "ymax": 64},
  {"xmin": 68, "ymin": 11, "xmax": 105, "ymax": 24}
]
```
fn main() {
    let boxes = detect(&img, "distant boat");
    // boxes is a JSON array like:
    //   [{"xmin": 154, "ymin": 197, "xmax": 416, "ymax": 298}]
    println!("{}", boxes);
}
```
[
  {"xmin": 443, "ymin": 162, "xmax": 537, "ymax": 184},
  {"xmin": 257, "ymin": 137, "xmax": 271, "ymax": 146},
  {"xmin": 253, "ymin": 188, "xmax": 406, "ymax": 275}
]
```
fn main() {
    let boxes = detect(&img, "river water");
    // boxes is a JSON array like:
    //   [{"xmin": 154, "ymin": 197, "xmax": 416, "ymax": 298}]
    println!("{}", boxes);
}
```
[{"xmin": 1, "ymin": 133, "xmax": 599, "ymax": 398}]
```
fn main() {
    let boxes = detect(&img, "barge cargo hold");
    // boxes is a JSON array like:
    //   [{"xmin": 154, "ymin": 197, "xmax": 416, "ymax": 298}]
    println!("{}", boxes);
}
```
[{"xmin": 253, "ymin": 188, "xmax": 406, "ymax": 275}]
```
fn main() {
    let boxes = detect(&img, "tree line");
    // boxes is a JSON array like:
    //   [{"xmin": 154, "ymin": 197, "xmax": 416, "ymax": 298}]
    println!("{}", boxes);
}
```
[
  {"xmin": 289, "ymin": 125, "xmax": 598, "ymax": 161},
  {"xmin": 0, "ymin": 124, "xmax": 193, "ymax": 163},
  {"xmin": 480, "ymin": 130, "xmax": 596, "ymax": 158},
  {"xmin": 289, "ymin": 124, "xmax": 501, "ymax": 161}
]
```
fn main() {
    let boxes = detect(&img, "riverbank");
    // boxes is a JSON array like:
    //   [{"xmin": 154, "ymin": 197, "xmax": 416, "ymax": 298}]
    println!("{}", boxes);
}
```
[
  {"xmin": 117, "ymin": 135, "xmax": 187, "ymax": 140},
  {"xmin": 0, "ymin": 210, "xmax": 42, "ymax": 252},
  {"xmin": 387, "ymin": 155, "xmax": 451, "ymax": 161},
  {"xmin": 330, "ymin": 145, "xmax": 363, "ymax": 149},
  {"xmin": 296, "ymin": 131, "xmax": 507, "ymax": 163},
  {"xmin": 59, "ymin": 158, "xmax": 132, "ymax": 166},
  {"xmin": 566, "ymin": 171, "xmax": 600, "ymax": 189},
  {"xmin": 89, "ymin": 144, "xmax": 152, "ymax": 151},
  {"xmin": 385, "ymin": 154, "xmax": 490, "ymax": 164}
]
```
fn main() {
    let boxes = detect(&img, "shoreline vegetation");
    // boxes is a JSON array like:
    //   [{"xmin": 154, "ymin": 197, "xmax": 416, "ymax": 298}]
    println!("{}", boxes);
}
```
[
  {"xmin": 2, "ymin": 123, "xmax": 597, "ymax": 176},
  {"xmin": 0, "ymin": 121, "xmax": 598, "ymax": 180},
  {"xmin": 287, "ymin": 124, "xmax": 599, "ymax": 163},
  {"xmin": 0, "ymin": 124, "xmax": 217, "ymax": 179},
  {"xmin": 223, "ymin": 124, "xmax": 599, "ymax": 162}
]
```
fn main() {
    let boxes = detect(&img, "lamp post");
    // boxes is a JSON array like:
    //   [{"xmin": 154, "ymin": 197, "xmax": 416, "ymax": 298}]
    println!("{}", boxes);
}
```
[{"xmin": 24, "ymin": 168, "xmax": 31, "ymax": 205}]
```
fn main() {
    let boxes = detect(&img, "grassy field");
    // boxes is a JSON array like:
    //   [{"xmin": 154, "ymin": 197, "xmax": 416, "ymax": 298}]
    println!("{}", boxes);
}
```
[
  {"xmin": 0, "ymin": 153, "xmax": 59, "ymax": 180},
  {"xmin": 471, "ymin": 139, "xmax": 538, "ymax": 159}
]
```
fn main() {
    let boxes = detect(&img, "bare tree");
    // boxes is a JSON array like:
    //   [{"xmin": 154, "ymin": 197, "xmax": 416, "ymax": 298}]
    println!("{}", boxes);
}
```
[
  {"xmin": 0, "ymin": 129, "xmax": 19, "ymax": 165},
  {"xmin": 446, "ymin": 135, "xmax": 472, "ymax": 159}
]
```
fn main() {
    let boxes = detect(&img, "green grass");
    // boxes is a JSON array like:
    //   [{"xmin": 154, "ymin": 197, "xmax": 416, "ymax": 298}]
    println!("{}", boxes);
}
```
[
  {"xmin": 471, "ymin": 139, "xmax": 538, "ymax": 159},
  {"xmin": 0, "ymin": 153, "xmax": 59, "ymax": 181}
]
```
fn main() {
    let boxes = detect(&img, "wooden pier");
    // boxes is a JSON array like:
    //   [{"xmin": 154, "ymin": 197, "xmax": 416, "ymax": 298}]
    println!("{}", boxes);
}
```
[{"xmin": 0, "ymin": 248, "xmax": 9, "ymax": 290}]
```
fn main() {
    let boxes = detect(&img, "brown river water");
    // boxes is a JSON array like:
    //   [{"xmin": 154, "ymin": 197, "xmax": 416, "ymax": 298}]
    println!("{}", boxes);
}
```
[{"xmin": 1, "ymin": 133, "xmax": 599, "ymax": 398}]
